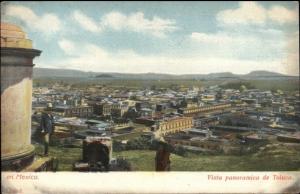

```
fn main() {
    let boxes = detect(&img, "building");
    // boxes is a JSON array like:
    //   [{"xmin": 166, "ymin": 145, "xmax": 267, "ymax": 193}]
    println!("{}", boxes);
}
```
[
  {"xmin": 93, "ymin": 103, "xmax": 112, "ymax": 116},
  {"xmin": 53, "ymin": 106, "xmax": 93, "ymax": 118},
  {"xmin": 111, "ymin": 103, "xmax": 128, "ymax": 117},
  {"xmin": 92, "ymin": 102, "xmax": 128, "ymax": 117},
  {"xmin": 156, "ymin": 116, "xmax": 193, "ymax": 136},
  {"xmin": 135, "ymin": 117, "xmax": 156, "ymax": 126},
  {"xmin": 178, "ymin": 103, "xmax": 231, "ymax": 116},
  {"xmin": 201, "ymin": 94, "xmax": 216, "ymax": 102},
  {"xmin": 194, "ymin": 116, "xmax": 219, "ymax": 127},
  {"xmin": 276, "ymin": 133, "xmax": 300, "ymax": 143},
  {"xmin": 85, "ymin": 119, "xmax": 111, "ymax": 130},
  {"xmin": 140, "ymin": 108, "xmax": 155, "ymax": 117}
]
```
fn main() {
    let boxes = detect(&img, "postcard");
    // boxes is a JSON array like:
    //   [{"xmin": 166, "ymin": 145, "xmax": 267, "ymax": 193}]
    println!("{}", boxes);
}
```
[{"xmin": 1, "ymin": 1, "xmax": 299, "ymax": 193}]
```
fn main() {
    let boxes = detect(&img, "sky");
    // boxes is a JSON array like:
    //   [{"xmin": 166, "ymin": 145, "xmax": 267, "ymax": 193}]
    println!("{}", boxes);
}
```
[{"xmin": 1, "ymin": 1, "xmax": 299, "ymax": 75}]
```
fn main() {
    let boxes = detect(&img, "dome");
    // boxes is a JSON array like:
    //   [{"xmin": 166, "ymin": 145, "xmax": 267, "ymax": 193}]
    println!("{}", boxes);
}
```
[
  {"xmin": 1, "ymin": 22, "xmax": 32, "ymax": 49},
  {"xmin": 1, "ymin": 22, "xmax": 24, "ymax": 33}
]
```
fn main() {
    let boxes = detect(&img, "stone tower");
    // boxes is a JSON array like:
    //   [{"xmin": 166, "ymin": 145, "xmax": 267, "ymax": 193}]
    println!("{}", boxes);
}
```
[{"xmin": 1, "ymin": 22, "xmax": 42, "ymax": 170}]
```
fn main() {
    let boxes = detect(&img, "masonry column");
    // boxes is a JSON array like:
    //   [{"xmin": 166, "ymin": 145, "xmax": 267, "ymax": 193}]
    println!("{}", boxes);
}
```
[{"xmin": 1, "ymin": 22, "xmax": 41, "ymax": 170}]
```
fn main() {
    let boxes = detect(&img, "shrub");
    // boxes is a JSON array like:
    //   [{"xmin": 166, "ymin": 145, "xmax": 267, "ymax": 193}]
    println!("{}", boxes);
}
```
[
  {"xmin": 113, "ymin": 140, "xmax": 126, "ymax": 151},
  {"xmin": 173, "ymin": 145, "xmax": 186, "ymax": 157}
]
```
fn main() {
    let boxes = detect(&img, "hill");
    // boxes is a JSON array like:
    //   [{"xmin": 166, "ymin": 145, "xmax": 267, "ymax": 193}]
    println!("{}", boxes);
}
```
[
  {"xmin": 33, "ymin": 67, "xmax": 297, "ymax": 80},
  {"xmin": 244, "ymin": 70, "xmax": 288, "ymax": 78}
]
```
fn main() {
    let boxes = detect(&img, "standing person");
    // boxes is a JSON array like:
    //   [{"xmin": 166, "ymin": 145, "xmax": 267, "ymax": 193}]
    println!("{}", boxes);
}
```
[
  {"xmin": 155, "ymin": 137, "xmax": 171, "ymax": 171},
  {"xmin": 40, "ymin": 103, "xmax": 55, "ymax": 156}
]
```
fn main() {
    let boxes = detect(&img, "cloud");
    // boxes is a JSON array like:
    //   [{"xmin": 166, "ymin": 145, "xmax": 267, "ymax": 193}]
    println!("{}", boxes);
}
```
[
  {"xmin": 188, "ymin": 28, "xmax": 298, "ymax": 75},
  {"xmin": 58, "ymin": 39, "xmax": 76, "ymax": 55},
  {"xmin": 190, "ymin": 32, "xmax": 235, "ymax": 44},
  {"xmin": 4, "ymin": 5, "xmax": 61, "ymax": 34},
  {"xmin": 217, "ymin": 2, "xmax": 298, "ymax": 26},
  {"xmin": 283, "ymin": 31, "xmax": 299, "ymax": 75},
  {"xmin": 101, "ymin": 11, "xmax": 127, "ymax": 30},
  {"xmin": 72, "ymin": 10, "xmax": 102, "ymax": 32},
  {"xmin": 189, "ymin": 28, "xmax": 284, "ymax": 47},
  {"xmin": 41, "ymin": 39, "xmax": 291, "ymax": 75},
  {"xmin": 192, "ymin": 2, "xmax": 298, "ymax": 74},
  {"xmin": 268, "ymin": 5, "xmax": 298, "ymax": 24},
  {"xmin": 102, "ymin": 11, "xmax": 178, "ymax": 37},
  {"xmin": 217, "ymin": 2, "xmax": 267, "ymax": 26},
  {"xmin": 71, "ymin": 10, "xmax": 178, "ymax": 37},
  {"xmin": 189, "ymin": 29, "xmax": 283, "ymax": 59}
]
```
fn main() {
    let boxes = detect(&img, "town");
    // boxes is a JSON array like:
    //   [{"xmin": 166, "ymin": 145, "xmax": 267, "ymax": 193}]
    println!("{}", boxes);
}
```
[{"xmin": 30, "ymin": 76, "xmax": 300, "ymax": 171}]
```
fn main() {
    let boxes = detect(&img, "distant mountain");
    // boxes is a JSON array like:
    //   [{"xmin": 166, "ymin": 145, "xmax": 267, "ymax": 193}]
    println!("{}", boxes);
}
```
[
  {"xmin": 95, "ymin": 74, "xmax": 114, "ymax": 78},
  {"xmin": 244, "ymin": 70, "xmax": 285, "ymax": 77},
  {"xmin": 33, "ymin": 68, "xmax": 89, "ymax": 78},
  {"xmin": 207, "ymin": 72, "xmax": 238, "ymax": 78},
  {"xmin": 33, "ymin": 67, "xmax": 297, "ymax": 80}
]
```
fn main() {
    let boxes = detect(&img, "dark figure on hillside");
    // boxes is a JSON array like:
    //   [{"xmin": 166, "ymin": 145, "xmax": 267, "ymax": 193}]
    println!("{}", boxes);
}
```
[
  {"xmin": 155, "ymin": 138, "xmax": 171, "ymax": 171},
  {"xmin": 40, "ymin": 103, "xmax": 55, "ymax": 156}
]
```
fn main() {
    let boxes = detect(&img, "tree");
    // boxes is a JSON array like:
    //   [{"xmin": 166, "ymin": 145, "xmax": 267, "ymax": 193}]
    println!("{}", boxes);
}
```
[{"xmin": 239, "ymin": 85, "xmax": 247, "ymax": 92}]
